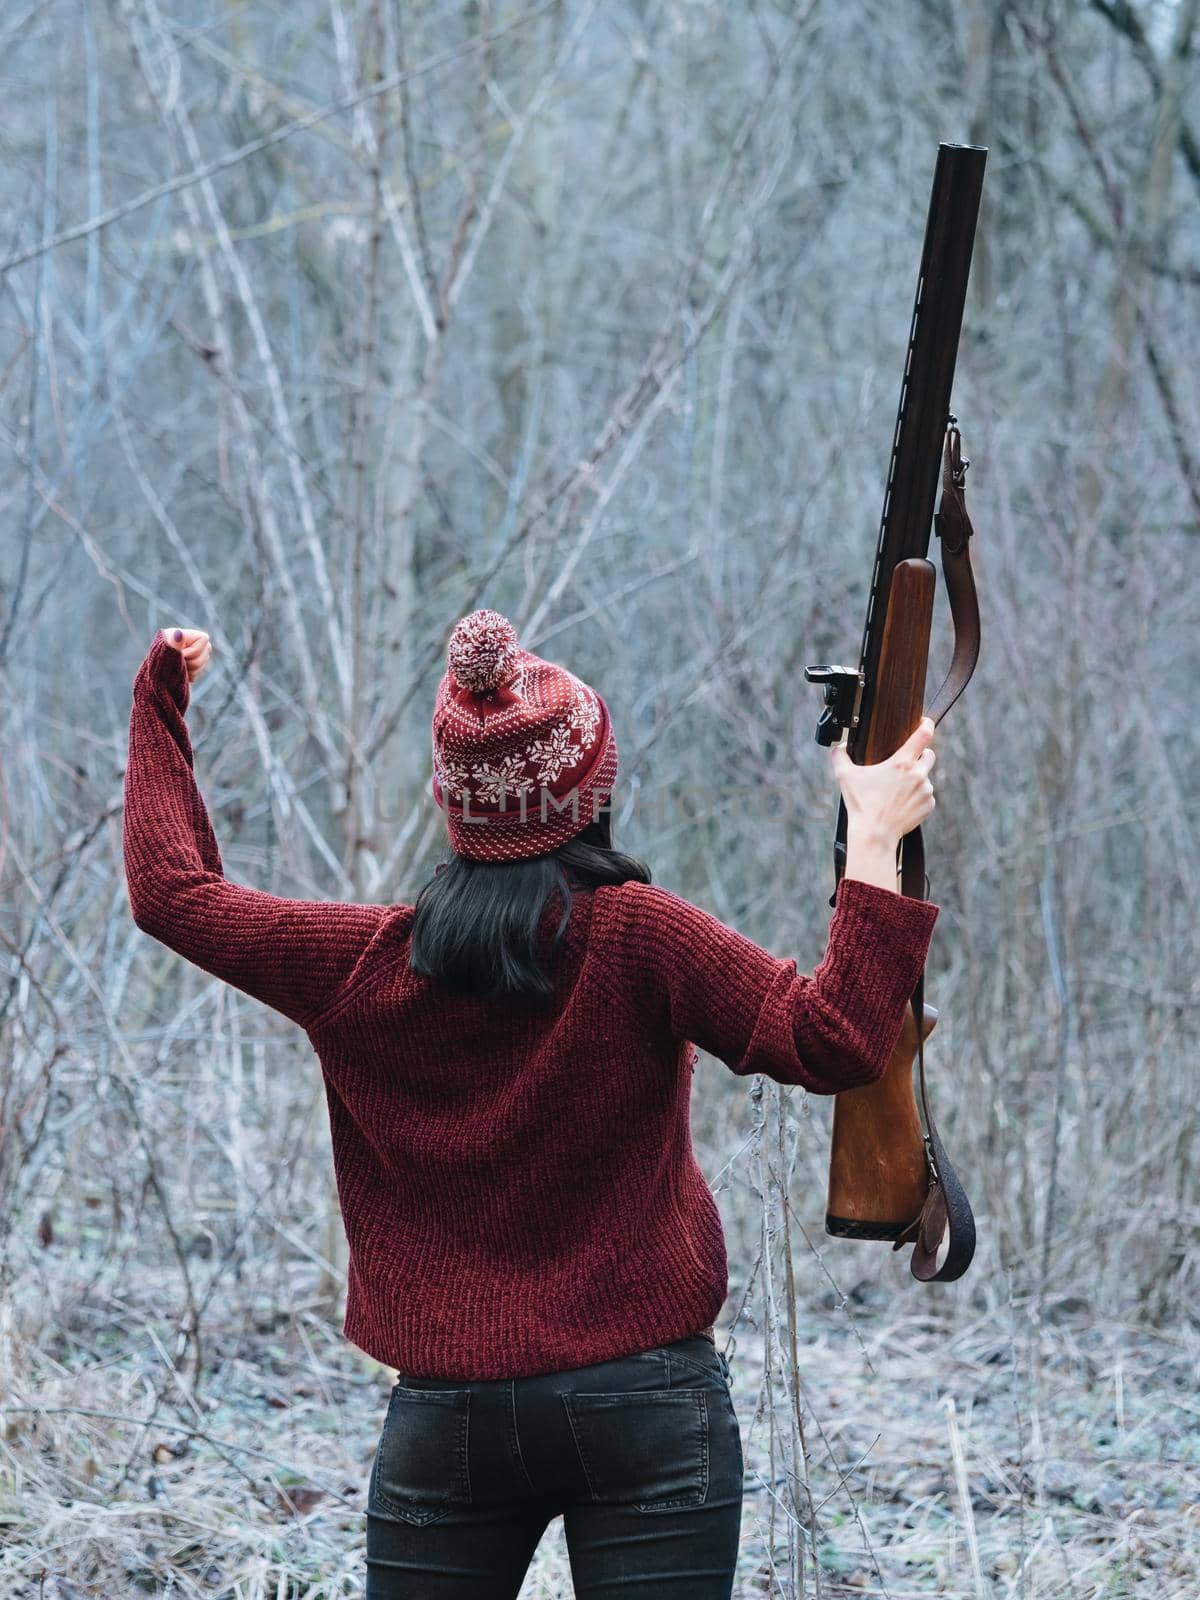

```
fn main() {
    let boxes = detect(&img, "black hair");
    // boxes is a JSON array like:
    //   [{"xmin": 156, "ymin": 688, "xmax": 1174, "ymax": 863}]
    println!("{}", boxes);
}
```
[{"xmin": 409, "ymin": 810, "xmax": 651, "ymax": 1001}]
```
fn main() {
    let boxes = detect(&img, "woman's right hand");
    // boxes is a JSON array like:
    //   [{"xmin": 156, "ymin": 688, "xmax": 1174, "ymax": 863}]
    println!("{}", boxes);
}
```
[
  {"xmin": 162, "ymin": 627, "xmax": 213, "ymax": 686},
  {"xmin": 829, "ymin": 715, "xmax": 937, "ymax": 843}
]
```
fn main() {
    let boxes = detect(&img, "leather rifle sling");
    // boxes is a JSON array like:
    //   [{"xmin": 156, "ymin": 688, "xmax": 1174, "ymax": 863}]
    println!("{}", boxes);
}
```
[{"xmin": 889, "ymin": 421, "xmax": 980, "ymax": 1281}]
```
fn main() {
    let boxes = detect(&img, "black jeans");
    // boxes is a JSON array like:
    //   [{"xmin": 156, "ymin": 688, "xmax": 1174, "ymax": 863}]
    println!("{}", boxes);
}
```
[{"xmin": 365, "ymin": 1331, "xmax": 744, "ymax": 1598}]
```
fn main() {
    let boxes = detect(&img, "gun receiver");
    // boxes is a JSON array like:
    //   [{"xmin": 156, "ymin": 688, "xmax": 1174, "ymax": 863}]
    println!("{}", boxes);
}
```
[{"xmin": 802, "ymin": 664, "xmax": 864, "ymax": 747}]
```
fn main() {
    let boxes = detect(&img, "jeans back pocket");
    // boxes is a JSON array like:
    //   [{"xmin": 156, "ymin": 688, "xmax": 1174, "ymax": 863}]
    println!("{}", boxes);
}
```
[
  {"xmin": 561, "ymin": 1389, "xmax": 708, "ymax": 1513},
  {"xmin": 369, "ymin": 1384, "xmax": 471, "ymax": 1527}
]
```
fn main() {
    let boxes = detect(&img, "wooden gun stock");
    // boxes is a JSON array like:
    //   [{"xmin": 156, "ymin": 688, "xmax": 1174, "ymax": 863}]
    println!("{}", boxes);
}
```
[{"xmin": 826, "ymin": 559, "xmax": 938, "ymax": 1239}]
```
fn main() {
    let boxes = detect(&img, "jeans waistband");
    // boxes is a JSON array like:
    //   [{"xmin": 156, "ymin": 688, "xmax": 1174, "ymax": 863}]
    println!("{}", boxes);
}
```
[{"xmin": 392, "ymin": 1326, "xmax": 722, "ymax": 1388}]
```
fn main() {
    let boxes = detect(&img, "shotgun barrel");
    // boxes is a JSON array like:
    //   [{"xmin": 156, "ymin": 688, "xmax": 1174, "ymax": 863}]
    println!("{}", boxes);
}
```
[{"xmin": 851, "ymin": 143, "xmax": 986, "ymax": 758}]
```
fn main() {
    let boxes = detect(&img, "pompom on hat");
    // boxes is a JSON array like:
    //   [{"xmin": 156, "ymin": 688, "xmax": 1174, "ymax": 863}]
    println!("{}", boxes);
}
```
[{"xmin": 431, "ymin": 609, "xmax": 619, "ymax": 862}]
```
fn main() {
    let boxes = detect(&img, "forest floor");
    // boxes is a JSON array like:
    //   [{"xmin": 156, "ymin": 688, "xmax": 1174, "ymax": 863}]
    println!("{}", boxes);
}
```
[{"xmin": 0, "ymin": 1267, "xmax": 1196, "ymax": 1599}]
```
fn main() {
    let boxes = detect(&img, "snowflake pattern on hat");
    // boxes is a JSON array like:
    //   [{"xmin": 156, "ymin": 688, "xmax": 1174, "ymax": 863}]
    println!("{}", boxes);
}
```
[
  {"xmin": 567, "ymin": 687, "xmax": 601, "ymax": 745},
  {"xmin": 527, "ymin": 724, "xmax": 583, "ymax": 785},
  {"xmin": 433, "ymin": 749, "xmax": 472, "ymax": 800},
  {"xmin": 473, "ymin": 754, "xmax": 536, "ymax": 805}
]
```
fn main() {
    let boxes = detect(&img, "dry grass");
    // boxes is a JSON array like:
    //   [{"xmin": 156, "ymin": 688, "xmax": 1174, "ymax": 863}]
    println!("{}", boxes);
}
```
[
  {"xmin": 2, "ymin": 1252, "xmax": 1195, "ymax": 1600},
  {"xmin": 724, "ymin": 1302, "xmax": 1199, "ymax": 1598}
]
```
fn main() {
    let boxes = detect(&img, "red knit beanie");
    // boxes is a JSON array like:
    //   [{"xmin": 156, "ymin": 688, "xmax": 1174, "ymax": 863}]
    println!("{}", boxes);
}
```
[{"xmin": 431, "ymin": 609, "xmax": 619, "ymax": 862}]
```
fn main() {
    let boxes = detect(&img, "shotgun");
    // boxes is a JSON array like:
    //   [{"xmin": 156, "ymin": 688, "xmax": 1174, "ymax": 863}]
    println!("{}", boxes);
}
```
[{"xmin": 805, "ymin": 142, "xmax": 987, "ymax": 1283}]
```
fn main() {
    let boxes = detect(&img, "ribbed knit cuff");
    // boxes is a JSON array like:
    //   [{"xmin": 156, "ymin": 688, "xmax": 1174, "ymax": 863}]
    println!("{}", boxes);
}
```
[
  {"xmin": 137, "ymin": 630, "xmax": 191, "ymax": 714},
  {"xmin": 815, "ymin": 875, "xmax": 939, "ymax": 1025}
]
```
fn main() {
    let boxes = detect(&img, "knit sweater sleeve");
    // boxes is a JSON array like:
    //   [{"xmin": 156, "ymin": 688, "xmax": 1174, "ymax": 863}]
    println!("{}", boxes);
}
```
[
  {"xmin": 606, "ymin": 876, "xmax": 939, "ymax": 1093},
  {"xmin": 122, "ymin": 632, "xmax": 388, "ymax": 1029}
]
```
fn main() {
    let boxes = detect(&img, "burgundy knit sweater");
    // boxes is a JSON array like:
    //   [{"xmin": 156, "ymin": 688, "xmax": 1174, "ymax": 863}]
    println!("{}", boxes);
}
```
[{"xmin": 123, "ymin": 632, "xmax": 940, "ymax": 1381}]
